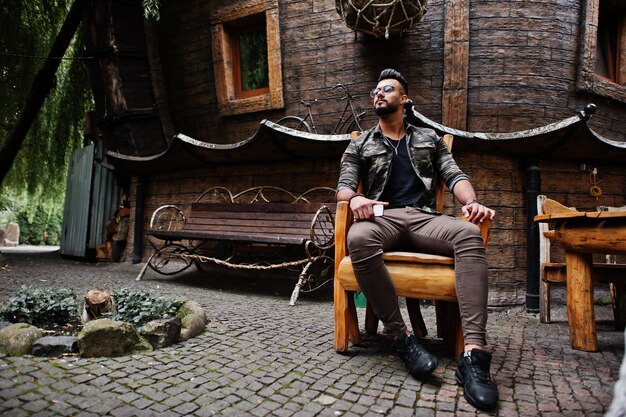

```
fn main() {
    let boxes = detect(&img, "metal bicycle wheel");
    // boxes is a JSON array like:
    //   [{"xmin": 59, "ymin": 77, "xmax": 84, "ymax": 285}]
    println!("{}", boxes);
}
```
[
  {"xmin": 276, "ymin": 116, "xmax": 312, "ymax": 133},
  {"xmin": 147, "ymin": 243, "xmax": 195, "ymax": 275}
]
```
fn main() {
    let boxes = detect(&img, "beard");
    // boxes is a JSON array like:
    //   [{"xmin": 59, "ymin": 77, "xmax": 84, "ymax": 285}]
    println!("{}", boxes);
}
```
[{"xmin": 374, "ymin": 102, "xmax": 399, "ymax": 116}]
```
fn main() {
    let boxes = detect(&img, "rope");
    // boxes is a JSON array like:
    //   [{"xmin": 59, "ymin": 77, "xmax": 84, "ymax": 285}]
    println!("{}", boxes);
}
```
[
  {"xmin": 336, "ymin": 0, "xmax": 428, "ymax": 39},
  {"xmin": 159, "ymin": 251, "xmax": 329, "ymax": 271}
]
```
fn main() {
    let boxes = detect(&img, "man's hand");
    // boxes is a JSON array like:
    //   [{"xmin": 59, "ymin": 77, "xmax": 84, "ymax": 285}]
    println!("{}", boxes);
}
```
[
  {"xmin": 350, "ymin": 196, "xmax": 389, "ymax": 221},
  {"xmin": 462, "ymin": 201, "xmax": 495, "ymax": 224}
]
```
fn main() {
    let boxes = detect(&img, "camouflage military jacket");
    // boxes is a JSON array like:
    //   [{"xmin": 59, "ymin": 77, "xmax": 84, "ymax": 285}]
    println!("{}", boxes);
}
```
[{"xmin": 337, "ymin": 123, "xmax": 470, "ymax": 213}]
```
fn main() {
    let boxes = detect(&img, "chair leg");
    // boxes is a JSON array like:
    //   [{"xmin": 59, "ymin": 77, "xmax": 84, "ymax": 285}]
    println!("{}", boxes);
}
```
[
  {"xmin": 540, "ymin": 280, "xmax": 552, "ymax": 323},
  {"xmin": 364, "ymin": 301, "xmax": 379, "ymax": 334},
  {"xmin": 453, "ymin": 312, "xmax": 464, "ymax": 360},
  {"xmin": 406, "ymin": 298, "xmax": 428, "ymax": 337},
  {"xmin": 347, "ymin": 292, "xmax": 362, "ymax": 343},
  {"xmin": 334, "ymin": 283, "xmax": 361, "ymax": 352},
  {"xmin": 435, "ymin": 301, "xmax": 445, "ymax": 339},
  {"xmin": 436, "ymin": 301, "xmax": 464, "ymax": 358},
  {"xmin": 610, "ymin": 282, "xmax": 626, "ymax": 330}
]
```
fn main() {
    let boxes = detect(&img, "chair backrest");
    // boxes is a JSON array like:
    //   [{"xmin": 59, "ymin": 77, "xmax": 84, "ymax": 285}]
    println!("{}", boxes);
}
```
[
  {"xmin": 538, "ymin": 195, "xmax": 576, "ymax": 264},
  {"xmin": 537, "ymin": 195, "xmax": 551, "ymax": 267}
]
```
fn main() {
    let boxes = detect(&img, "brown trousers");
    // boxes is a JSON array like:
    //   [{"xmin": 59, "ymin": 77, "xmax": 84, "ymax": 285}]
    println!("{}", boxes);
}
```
[{"xmin": 347, "ymin": 207, "xmax": 489, "ymax": 346}]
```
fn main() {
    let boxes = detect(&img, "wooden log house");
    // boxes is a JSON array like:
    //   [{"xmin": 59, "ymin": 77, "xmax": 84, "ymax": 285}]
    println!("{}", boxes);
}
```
[{"xmin": 78, "ymin": 0, "xmax": 626, "ymax": 307}]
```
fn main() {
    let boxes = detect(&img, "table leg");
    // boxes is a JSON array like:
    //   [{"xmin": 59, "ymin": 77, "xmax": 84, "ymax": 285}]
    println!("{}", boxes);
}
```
[{"xmin": 565, "ymin": 251, "xmax": 597, "ymax": 351}]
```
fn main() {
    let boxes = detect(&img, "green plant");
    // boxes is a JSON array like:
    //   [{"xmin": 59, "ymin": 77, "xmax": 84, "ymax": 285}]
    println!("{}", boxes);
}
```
[
  {"xmin": 0, "ymin": 285, "xmax": 79, "ymax": 327},
  {"xmin": 16, "ymin": 203, "xmax": 62, "ymax": 245},
  {"xmin": 0, "ymin": 286, "xmax": 186, "ymax": 334},
  {"xmin": 113, "ymin": 288, "xmax": 185, "ymax": 327}
]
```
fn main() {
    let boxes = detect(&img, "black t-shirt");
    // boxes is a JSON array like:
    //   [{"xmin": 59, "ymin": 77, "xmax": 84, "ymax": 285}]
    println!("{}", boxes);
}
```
[{"xmin": 379, "ymin": 136, "xmax": 425, "ymax": 208}]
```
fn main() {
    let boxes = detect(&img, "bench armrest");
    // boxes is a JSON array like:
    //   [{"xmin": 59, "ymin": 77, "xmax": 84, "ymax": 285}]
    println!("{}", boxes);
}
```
[
  {"xmin": 149, "ymin": 205, "xmax": 186, "ymax": 231},
  {"xmin": 310, "ymin": 205, "xmax": 337, "ymax": 249}
]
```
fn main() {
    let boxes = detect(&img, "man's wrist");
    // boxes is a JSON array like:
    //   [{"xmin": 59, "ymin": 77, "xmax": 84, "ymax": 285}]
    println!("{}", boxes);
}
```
[
  {"xmin": 465, "ymin": 198, "xmax": 480, "ymax": 205},
  {"xmin": 349, "ymin": 193, "xmax": 365, "ymax": 204}
]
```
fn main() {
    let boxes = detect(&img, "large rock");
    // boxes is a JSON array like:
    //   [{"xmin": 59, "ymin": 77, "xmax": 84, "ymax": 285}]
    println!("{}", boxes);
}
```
[
  {"xmin": 77, "ymin": 319, "xmax": 152, "ymax": 357},
  {"xmin": 180, "ymin": 314, "xmax": 205, "ymax": 341},
  {"xmin": 0, "ymin": 323, "xmax": 44, "ymax": 355},
  {"xmin": 176, "ymin": 300, "xmax": 207, "ymax": 324},
  {"xmin": 141, "ymin": 317, "xmax": 181, "ymax": 349},
  {"xmin": 4, "ymin": 222, "xmax": 19, "ymax": 247},
  {"xmin": 32, "ymin": 336, "xmax": 78, "ymax": 357}
]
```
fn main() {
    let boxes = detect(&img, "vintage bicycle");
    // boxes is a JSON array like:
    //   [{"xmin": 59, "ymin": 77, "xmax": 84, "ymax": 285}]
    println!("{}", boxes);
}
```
[{"xmin": 276, "ymin": 83, "xmax": 377, "ymax": 134}]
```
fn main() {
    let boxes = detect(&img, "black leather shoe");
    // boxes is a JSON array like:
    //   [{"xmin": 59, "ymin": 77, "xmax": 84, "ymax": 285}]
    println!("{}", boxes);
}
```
[
  {"xmin": 455, "ymin": 349, "xmax": 499, "ymax": 411},
  {"xmin": 393, "ymin": 333, "xmax": 438, "ymax": 379}
]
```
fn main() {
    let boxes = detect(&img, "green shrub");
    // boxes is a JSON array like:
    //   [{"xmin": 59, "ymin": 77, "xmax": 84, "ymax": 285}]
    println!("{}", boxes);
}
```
[
  {"xmin": 0, "ymin": 286, "xmax": 186, "ymax": 332},
  {"xmin": 0, "ymin": 285, "xmax": 79, "ymax": 327},
  {"xmin": 113, "ymin": 288, "xmax": 186, "ymax": 327},
  {"xmin": 16, "ymin": 205, "xmax": 62, "ymax": 245}
]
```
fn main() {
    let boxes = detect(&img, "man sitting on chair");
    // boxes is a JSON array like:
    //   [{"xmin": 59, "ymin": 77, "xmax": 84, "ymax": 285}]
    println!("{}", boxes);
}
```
[{"xmin": 336, "ymin": 68, "xmax": 498, "ymax": 411}]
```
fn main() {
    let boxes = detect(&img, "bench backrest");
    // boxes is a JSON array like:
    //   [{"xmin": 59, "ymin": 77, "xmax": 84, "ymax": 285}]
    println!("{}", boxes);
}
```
[{"xmin": 185, "ymin": 202, "xmax": 335, "ymax": 242}]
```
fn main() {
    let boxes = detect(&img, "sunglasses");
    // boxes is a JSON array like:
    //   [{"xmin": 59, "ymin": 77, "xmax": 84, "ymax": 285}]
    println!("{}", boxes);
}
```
[{"xmin": 370, "ymin": 85, "xmax": 400, "ymax": 98}]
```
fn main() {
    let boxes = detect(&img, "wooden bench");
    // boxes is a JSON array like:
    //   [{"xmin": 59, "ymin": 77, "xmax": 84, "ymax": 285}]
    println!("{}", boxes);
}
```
[
  {"xmin": 333, "ymin": 135, "xmax": 492, "ymax": 358},
  {"xmin": 138, "ymin": 187, "xmax": 336, "ymax": 305}
]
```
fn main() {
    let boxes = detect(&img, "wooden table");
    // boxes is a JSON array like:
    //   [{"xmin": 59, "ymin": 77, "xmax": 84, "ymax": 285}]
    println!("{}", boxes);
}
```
[{"xmin": 535, "ymin": 208, "xmax": 626, "ymax": 351}]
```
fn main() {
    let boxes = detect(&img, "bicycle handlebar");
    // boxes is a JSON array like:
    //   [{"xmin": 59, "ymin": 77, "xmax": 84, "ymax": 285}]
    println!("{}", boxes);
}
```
[
  {"xmin": 332, "ymin": 83, "xmax": 355, "ymax": 101},
  {"xmin": 300, "ymin": 99, "xmax": 319, "ymax": 107}
]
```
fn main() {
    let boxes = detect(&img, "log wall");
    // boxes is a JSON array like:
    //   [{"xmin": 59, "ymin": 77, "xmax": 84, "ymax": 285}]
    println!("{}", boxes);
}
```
[{"xmin": 118, "ymin": 0, "xmax": 626, "ymax": 306}]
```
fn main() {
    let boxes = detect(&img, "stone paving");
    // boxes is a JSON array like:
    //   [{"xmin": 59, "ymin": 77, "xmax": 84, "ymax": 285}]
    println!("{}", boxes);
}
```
[{"xmin": 0, "ymin": 250, "xmax": 623, "ymax": 416}]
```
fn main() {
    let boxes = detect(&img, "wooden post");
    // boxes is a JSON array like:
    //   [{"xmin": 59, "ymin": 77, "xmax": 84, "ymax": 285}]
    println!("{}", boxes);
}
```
[
  {"xmin": 565, "ymin": 251, "xmax": 597, "ymax": 351},
  {"xmin": 84, "ymin": 288, "xmax": 116, "ymax": 320},
  {"xmin": 442, "ymin": 0, "xmax": 469, "ymax": 130}
]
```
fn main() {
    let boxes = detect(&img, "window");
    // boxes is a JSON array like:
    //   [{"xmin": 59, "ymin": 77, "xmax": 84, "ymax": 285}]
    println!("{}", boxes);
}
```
[
  {"xmin": 578, "ymin": 0, "xmax": 626, "ymax": 102},
  {"xmin": 231, "ymin": 18, "xmax": 269, "ymax": 98},
  {"xmin": 211, "ymin": 1, "xmax": 284, "ymax": 116},
  {"xmin": 595, "ymin": 4, "xmax": 625, "ymax": 84}
]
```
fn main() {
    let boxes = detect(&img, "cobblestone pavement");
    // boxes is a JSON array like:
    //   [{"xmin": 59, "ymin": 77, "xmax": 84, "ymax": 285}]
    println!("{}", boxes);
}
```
[{"xmin": 0, "ymin": 251, "xmax": 623, "ymax": 416}]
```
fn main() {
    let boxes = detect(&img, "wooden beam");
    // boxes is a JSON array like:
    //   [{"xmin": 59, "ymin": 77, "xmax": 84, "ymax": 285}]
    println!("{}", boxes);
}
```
[
  {"xmin": 442, "ymin": 0, "xmax": 469, "ymax": 130},
  {"xmin": 617, "ymin": 16, "xmax": 626, "ymax": 85},
  {"xmin": 144, "ymin": 19, "xmax": 175, "ymax": 142}
]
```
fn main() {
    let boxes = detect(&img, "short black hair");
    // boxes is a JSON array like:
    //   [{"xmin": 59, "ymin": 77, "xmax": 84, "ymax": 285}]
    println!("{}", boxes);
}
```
[{"xmin": 378, "ymin": 68, "xmax": 408, "ymax": 95}]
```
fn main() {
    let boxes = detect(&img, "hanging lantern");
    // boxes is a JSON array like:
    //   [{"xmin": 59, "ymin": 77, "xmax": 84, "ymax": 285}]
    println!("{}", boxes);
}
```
[{"xmin": 336, "ymin": 0, "xmax": 428, "ymax": 39}]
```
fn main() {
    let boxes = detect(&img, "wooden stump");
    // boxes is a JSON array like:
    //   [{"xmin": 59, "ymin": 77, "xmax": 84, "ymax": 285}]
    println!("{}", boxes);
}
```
[{"xmin": 84, "ymin": 289, "xmax": 116, "ymax": 320}]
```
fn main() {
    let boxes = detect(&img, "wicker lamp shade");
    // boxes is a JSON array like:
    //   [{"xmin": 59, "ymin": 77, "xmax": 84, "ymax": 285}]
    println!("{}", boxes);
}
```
[{"xmin": 336, "ymin": 0, "xmax": 428, "ymax": 39}]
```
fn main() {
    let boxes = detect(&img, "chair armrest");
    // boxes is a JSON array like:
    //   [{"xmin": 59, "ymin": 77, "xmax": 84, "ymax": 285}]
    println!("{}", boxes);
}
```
[
  {"xmin": 337, "ymin": 203, "xmax": 492, "ymax": 254},
  {"xmin": 543, "ymin": 230, "xmax": 556, "ymax": 240},
  {"xmin": 477, "ymin": 217, "xmax": 492, "ymax": 248},
  {"xmin": 460, "ymin": 216, "xmax": 492, "ymax": 248},
  {"xmin": 334, "ymin": 201, "xmax": 353, "ymax": 263}
]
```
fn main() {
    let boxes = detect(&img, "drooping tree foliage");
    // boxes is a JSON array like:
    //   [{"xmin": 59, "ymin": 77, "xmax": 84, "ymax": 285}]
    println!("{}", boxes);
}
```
[{"xmin": 0, "ymin": 0, "xmax": 92, "ymax": 239}]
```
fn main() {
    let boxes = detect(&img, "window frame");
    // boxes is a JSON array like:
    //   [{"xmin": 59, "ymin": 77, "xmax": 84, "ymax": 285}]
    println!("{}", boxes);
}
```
[
  {"xmin": 578, "ymin": 0, "xmax": 626, "ymax": 103},
  {"xmin": 211, "ymin": 1, "xmax": 283, "ymax": 116}
]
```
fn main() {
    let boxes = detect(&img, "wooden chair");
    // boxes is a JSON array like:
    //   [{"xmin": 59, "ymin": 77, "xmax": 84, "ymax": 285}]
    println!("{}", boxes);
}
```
[
  {"xmin": 538, "ymin": 195, "xmax": 626, "ymax": 328},
  {"xmin": 333, "ymin": 135, "xmax": 492, "ymax": 359}
]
